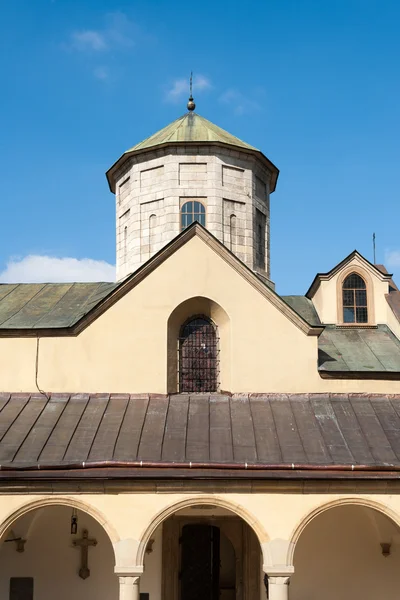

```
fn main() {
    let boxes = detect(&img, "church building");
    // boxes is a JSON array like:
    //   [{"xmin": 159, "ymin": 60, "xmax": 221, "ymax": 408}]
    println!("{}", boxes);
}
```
[{"xmin": 1, "ymin": 93, "xmax": 400, "ymax": 600}]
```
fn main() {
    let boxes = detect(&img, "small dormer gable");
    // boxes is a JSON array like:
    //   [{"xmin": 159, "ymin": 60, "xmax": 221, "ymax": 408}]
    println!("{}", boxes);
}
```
[{"xmin": 306, "ymin": 251, "xmax": 395, "ymax": 327}]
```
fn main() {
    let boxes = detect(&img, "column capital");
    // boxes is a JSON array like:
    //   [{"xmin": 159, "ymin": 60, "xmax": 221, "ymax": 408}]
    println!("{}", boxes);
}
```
[
  {"xmin": 119, "ymin": 576, "xmax": 140, "ymax": 586},
  {"xmin": 268, "ymin": 576, "xmax": 290, "ymax": 586},
  {"xmin": 263, "ymin": 565, "xmax": 294, "ymax": 577},
  {"xmin": 115, "ymin": 566, "xmax": 144, "ymax": 577}
]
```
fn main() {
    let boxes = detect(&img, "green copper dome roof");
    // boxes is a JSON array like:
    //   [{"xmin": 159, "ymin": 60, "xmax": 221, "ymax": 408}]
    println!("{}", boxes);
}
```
[
  {"xmin": 125, "ymin": 112, "xmax": 259, "ymax": 153},
  {"xmin": 106, "ymin": 110, "xmax": 279, "ymax": 193}
]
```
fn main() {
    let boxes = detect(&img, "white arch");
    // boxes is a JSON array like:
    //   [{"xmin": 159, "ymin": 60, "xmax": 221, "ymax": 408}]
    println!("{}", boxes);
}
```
[
  {"xmin": 136, "ymin": 495, "xmax": 269, "ymax": 566},
  {"xmin": 288, "ymin": 496, "xmax": 400, "ymax": 565},
  {"xmin": 0, "ymin": 496, "xmax": 119, "ymax": 562}
]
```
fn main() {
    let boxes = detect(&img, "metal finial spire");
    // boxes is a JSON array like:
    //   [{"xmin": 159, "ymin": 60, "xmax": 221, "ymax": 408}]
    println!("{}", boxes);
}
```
[
  {"xmin": 187, "ymin": 71, "xmax": 195, "ymax": 111},
  {"xmin": 373, "ymin": 232, "xmax": 376, "ymax": 264}
]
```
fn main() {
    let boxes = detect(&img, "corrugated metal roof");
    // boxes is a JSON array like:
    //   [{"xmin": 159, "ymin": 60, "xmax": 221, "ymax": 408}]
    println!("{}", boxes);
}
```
[
  {"xmin": 318, "ymin": 325, "xmax": 400, "ymax": 373},
  {"xmin": 1, "ymin": 393, "xmax": 400, "ymax": 469},
  {"xmin": 0, "ymin": 283, "xmax": 118, "ymax": 329},
  {"xmin": 126, "ymin": 112, "xmax": 258, "ymax": 153}
]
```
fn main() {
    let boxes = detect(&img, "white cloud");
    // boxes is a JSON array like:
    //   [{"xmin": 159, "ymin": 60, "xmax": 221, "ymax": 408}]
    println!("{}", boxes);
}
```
[
  {"xmin": 195, "ymin": 75, "xmax": 212, "ymax": 91},
  {"xmin": 93, "ymin": 66, "xmax": 109, "ymax": 81},
  {"xmin": 165, "ymin": 74, "xmax": 211, "ymax": 103},
  {"xmin": 386, "ymin": 250, "xmax": 400, "ymax": 268},
  {"xmin": 70, "ymin": 30, "xmax": 107, "ymax": 52},
  {"xmin": 106, "ymin": 11, "xmax": 136, "ymax": 49},
  {"xmin": 0, "ymin": 256, "xmax": 115, "ymax": 284},
  {"xmin": 68, "ymin": 12, "xmax": 138, "ymax": 54},
  {"xmin": 219, "ymin": 89, "xmax": 260, "ymax": 116}
]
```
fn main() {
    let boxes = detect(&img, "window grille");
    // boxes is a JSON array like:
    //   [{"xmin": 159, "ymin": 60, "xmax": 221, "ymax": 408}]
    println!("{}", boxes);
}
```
[
  {"xmin": 181, "ymin": 201, "xmax": 206, "ymax": 230},
  {"xmin": 178, "ymin": 316, "xmax": 219, "ymax": 393},
  {"xmin": 342, "ymin": 273, "xmax": 368, "ymax": 323}
]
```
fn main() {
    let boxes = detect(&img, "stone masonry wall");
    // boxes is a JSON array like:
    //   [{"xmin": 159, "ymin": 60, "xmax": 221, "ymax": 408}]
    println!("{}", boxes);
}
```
[{"xmin": 114, "ymin": 145, "xmax": 273, "ymax": 283}]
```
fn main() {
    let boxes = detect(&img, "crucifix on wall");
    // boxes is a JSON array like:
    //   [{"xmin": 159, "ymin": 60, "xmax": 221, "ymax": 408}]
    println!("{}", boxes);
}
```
[{"xmin": 73, "ymin": 529, "xmax": 97, "ymax": 580}]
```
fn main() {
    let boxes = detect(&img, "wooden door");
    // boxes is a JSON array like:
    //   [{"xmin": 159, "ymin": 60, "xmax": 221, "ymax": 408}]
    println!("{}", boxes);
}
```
[{"xmin": 180, "ymin": 524, "xmax": 220, "ymax": 600}]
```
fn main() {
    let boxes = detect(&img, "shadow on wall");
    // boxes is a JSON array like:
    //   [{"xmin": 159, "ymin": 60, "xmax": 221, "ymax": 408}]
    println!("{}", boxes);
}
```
[
  {"xmin": 0, "ymin": 505, "xmax": 117, "ymax": 600},
  {"xmin": 167, "ymin": 296, "xmax": 231, "ymax": 393},
  {"xmin": 290, "ymin": 504, "xmax": 400, "ymax": 600}
]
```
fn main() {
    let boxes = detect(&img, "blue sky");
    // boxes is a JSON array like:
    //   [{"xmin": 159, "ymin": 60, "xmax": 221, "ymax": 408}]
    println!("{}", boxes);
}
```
[{"xmin": 0, "ymin": 0, "xmax": 399, "ymax": 294}]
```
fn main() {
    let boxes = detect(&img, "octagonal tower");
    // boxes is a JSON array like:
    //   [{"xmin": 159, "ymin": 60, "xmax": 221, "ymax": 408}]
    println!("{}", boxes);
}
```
[{"xmin": 106, "ymin": 102, "xmax": 279, "ymax": 284}]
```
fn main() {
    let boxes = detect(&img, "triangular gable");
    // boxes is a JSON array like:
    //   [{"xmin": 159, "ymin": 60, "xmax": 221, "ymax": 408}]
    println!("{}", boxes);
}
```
[
  {"xmin": 0, "ymin": 223, "xmax": 322, "ymax": 337},
  {"xmin": 306, "ymin": 250, "xmax": 393, "ymax": 298}
]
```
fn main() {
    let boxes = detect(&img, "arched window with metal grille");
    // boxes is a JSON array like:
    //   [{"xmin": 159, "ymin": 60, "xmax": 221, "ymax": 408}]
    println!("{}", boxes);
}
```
[
  {"xmin": 181, "ymin": 201, "xmax": 206, "ymax": 230},
  {"xmin": 178, "ymin": 316, "xmax": 219, "ymax": 392},
  {"xmin": 342, "ymin": 272, "xmax": 368, "ymax": 323}
]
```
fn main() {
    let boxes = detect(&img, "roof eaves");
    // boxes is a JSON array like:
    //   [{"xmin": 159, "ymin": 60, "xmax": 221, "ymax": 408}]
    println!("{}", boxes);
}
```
[
  {"xmin": 106, "ymin": 141, "xmax": 279, "ymax": 193},
  {"xmin": 319, "ymin": 370, "xmax": 400, "ymax": 380}
]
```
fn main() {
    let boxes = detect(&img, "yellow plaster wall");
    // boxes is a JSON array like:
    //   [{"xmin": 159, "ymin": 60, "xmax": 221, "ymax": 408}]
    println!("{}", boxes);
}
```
[
  {"xmin": 141, "ymin": 526, "xmax": 162, "ymax": 600},
  {"xmin": 0, "ymin": 338, "xmax": 37, "ymax": 391},
  {"xmin": 1, "ymin": 237, "xmax": 400, "ymax": 394}
]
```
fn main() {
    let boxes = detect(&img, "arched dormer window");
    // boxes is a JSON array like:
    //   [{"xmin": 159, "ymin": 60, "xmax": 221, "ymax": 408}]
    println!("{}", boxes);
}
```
[
  {"xmin": 181, "ymin": 201, "xmax": 206, "ymax": 230},
  {"xmin": 178, "ymin": 316, "xmax": 219, "ymax": 392},
  {"xmin": 342, "ymin": 273, "xmax": 368, "ymax": 323}
]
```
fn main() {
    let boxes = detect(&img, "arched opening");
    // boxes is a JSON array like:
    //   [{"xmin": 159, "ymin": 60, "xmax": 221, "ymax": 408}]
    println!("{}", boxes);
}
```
[
  {"xmin": 0, "ymin": 503, "xmax": 117, "ymax": 600},
  {"xmin": 290, "ymin": 503, "xmax": 400, "ymax": 600},
  {"xmin": 229, "ymin": 214, "xmax": 237, "ymax": 252},
  {"xmin": 342, "ymin": 272, "xmax": 368, "ymax": 323},
  {"xmin": 179, "ymin": 316, "xmax": 219, "ymax": 392},
  {"xmin": 181, "ymin": 201, "xmax": 206, "ymax": 230},
  {"xmin": 167, "ymin": 297, "xmax": 231, "ymax": 393},
  {"xmin": 142, "ymin": 503, "xmax": 261, "ymax": 600},
  {"xmin": 149, "ymin": 213, "xmax": 157, "ymax": 255}
]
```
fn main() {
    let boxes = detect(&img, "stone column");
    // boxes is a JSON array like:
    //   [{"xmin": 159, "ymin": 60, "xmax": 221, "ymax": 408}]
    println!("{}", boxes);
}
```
[
  {"xmin": 267, "ymin": 576, "xmax": 290, "ymax": 600},
  {"xmin": 115, "ymin": 568, "xmax": 143, "ymax": 600},
  {"xmin": 264, "ymin": 567, "xmax": 293, "ymax": 600}
]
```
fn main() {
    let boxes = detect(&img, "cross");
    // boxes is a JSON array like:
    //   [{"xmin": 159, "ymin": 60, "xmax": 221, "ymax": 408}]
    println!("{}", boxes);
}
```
[{"xmin": 73, "ymin": 529, "xmax": 97, "ymax": 580}]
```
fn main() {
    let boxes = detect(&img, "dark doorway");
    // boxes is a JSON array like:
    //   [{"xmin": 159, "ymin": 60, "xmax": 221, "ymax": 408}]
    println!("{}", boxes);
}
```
[
  {"xmin": 179, "ymin": 317, "xmax": 218, "ymax": 392},
  {"xmin": 180, "ymin": 524, "xmax": 220, "ymax": 600}
]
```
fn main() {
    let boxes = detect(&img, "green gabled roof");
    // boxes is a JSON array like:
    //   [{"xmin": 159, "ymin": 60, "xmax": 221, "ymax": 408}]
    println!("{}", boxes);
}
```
[
  {"xmin": 282, "ymin": 295, "xmax": 322, "ymax": 326},
  {"xmin": 0, "ymin": 282, "xmax": 118, "ymax": 330},
  {"xmin": 126, "ymin": 112, "xmax": 258, "ymax": 154}
]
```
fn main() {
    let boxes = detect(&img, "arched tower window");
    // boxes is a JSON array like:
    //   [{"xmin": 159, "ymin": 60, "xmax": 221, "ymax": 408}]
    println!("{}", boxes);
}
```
[
  {"xmin": 229, "ymin": 214, "xmax": 237, "ymax": 252},
  {"xmin": 181, "ymin": 201, "xmax": 206, "ymax": 230},
  {"xmin": 179, "ymin": 316, "xmax": 219, "ymax": 392},
  {"xmin": 149, "ymin": 214, "xmax": 156, "ymax": 255},
  {"xmin": 342, "ymin": 273, "xmax": 368, "ymax": 323},
  {"xmin": 123, "ymin": 226, "xmax": 128, "ymax": 261}
]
